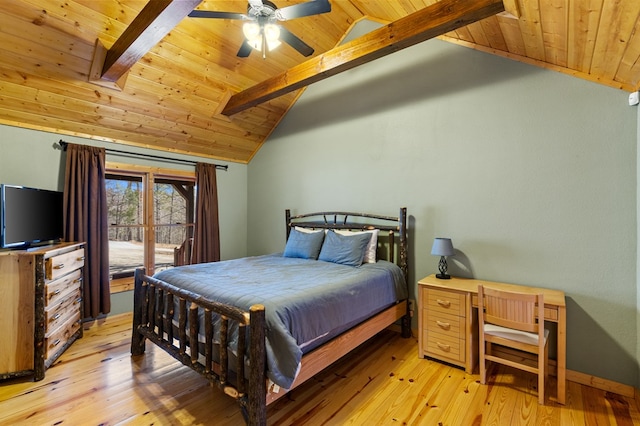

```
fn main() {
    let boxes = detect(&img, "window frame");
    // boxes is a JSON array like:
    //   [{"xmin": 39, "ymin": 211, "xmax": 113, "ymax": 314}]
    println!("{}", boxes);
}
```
[{"xmin": 106, "ymin": 162, "xmax": 196, "ymax": 293}]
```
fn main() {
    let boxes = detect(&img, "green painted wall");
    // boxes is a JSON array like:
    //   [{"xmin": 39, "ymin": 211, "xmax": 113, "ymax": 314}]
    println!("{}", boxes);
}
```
[
  {"xmin": 246, "ymin": 36, "xmax": 638, "ymax": 387},
  {"xmin": 0, "ymin": 125, "xmax": 249, "ymax": 315}
]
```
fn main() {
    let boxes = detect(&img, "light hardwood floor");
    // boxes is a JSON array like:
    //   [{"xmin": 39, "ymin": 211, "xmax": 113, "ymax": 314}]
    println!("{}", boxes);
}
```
[{"xmin": 0, "ymin": 313, "xmax": 638, "ymax": 425}]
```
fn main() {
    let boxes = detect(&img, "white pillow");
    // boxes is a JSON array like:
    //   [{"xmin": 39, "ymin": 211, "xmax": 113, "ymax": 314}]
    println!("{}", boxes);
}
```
[
  {"xmin": 294, "ymin": 226, "xmax": 324, "ymax": 234},
  {"xmin": 335, "ymin": 229, "xmax": 379, "ymax": 263}
]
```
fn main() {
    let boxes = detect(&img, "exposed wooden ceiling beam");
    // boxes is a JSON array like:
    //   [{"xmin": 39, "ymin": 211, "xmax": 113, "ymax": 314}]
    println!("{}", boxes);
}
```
[
  {"xmin": 100, "ymin": 0, "xmax": 202, "ymax": 82},
  {"xmin": 222, "ymin": 0, "xmax": 505, "ymax": 116}
]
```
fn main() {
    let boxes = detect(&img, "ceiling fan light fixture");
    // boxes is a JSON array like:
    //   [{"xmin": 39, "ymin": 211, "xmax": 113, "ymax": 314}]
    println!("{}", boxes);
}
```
[
  {"xmin": 266, "ymin": 38, "xmax": 281, "ymax": 51},
  {"xmin": 242, "ymin": 21, "xmax": 261, "ymax": 40},
  {"xmin": 243, "ymin": 21, "xmax": 281, "ymax": 54},
  {"xmin": 264, "ymin": 24, "xmax": 281, "ymax": 51},
  {"xmin": 264, "ymin": 23, "xmax": 280, "ymax": 43}
]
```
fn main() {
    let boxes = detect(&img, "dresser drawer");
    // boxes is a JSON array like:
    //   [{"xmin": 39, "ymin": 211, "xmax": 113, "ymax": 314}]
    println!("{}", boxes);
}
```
[
  {"xmin": 423, "ymin": 288, "xmax": 466, "ymax": 316},
  {"xmin": 425, "ymin": 310, "xmax": 465, "ymax": 339},
  {"xmin": 45, "ymin": 269, "xmax": 82, "ymax": 307},
  {"xmin": 44, "ymin": 311, "xmax": 81, "ymax": 361},
  {"xmin": 424, "ymin": 329, "xmax": 465, "ymax": 362},
  {"xmin": 45, "ymin": 287, "xmax": 82, "ymax": 335},
  {"xmin": 45, "ymin": 248, "xmax": 85, "ymax": 281}
]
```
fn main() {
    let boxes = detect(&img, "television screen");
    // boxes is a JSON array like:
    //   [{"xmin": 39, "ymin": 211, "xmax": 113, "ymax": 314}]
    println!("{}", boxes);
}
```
[{"xmin": 1, "ymin": 184, "xmax": 64, "ymax": 249}]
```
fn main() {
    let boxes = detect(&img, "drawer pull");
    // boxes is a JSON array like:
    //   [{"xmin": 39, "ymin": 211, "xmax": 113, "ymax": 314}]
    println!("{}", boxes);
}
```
[
  {"xmin": 51, "ymin": 313, "xmax": 61, "ymax": 321},
  {"xmin": 52, "ymin": 339, "xmax": 61, "ymax": 348},
  {"xmin": 436, "ymin": 342, "xmax": 450, "ymax": 352},
  {"xmin": 49, "ymin": 289, "xmax": 61, "ymax": 298},
  {"xmin": 53, "ymin": 264, "xmax": 65, "ymax": 270},
  {"xmin": 436, "ymin": 320, "xmax": 451, "ymax": 330},
  {"xmin": 77, "ymin": 256, "xmax": 85, "ymax": 261},
  {"xmin": 436, "ymin": 299, "xmax": 451, "ymax": 308}
]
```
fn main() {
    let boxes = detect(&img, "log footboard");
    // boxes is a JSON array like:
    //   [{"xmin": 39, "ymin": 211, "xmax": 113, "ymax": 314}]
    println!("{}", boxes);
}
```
[{"xmin": 131, "ymin": 268, "xmax": 267, "ymax": 425}]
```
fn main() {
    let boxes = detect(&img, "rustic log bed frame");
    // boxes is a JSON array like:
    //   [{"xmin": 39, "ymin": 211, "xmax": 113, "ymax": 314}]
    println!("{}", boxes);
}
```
[{"xmin": 131, "ymin": 208, "xmax": 410, "ymax": 425}]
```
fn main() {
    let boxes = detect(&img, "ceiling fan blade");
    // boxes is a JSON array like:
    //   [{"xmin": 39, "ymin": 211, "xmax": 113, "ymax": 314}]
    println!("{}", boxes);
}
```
[
  {"xmin": 188, "ymin": 10, "xmax": 248, "ymax": 20},
  {"xmin": 279, "ymin": 27, "xmax": 314, "ymax": 56},
  {"xmin": 276, "ymin": 0, "xmax": 331, "ymax": 21},
  {"xmin": 237, "ymin": 40, "xmax": 253, "ymax": 57},
  {"xmin": 248, "ymin": 0, "xmax": 264, "ymax": 9}
]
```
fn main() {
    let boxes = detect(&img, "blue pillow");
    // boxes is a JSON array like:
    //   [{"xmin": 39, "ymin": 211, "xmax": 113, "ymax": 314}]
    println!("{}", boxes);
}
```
[
  {"xmin": 318, "ymin": 230, "xmax": 371, "ymax": 267},
  {"xmin": 283, "ymin": 228, "xmax": 325, "ymax": 259}
]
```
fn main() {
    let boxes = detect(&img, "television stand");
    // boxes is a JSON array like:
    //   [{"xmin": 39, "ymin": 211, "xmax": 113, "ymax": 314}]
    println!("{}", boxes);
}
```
[{"xmin": 0, "ymin": 242, "xmax": 85, "ymax": 381}]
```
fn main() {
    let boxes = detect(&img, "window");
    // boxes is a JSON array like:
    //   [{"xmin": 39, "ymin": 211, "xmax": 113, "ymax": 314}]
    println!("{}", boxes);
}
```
[
  {"xmin": 106, "ymin": 174, "xmax": 144, "ymax": 280},
  {"xmin": 153, "ymin": 177, "xmax": 195, "ymax": 271},
  {"xmin": 106, "ymin": 164, "xmax": 195, "ymax": 292}
]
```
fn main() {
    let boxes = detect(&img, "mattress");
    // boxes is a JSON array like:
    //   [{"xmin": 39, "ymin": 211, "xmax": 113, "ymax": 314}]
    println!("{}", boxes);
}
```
[{"xmin": 153, "ymin": 253, "xmax": 407, "ymax": 389}]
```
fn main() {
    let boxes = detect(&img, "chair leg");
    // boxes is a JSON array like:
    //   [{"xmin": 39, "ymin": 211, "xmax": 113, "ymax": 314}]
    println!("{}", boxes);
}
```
[
  {"xmin": 538, "ymin": 344, "xmax": 548, "ymax": 405},
  {"xmin": 538, "ymin": 370, "xmax": 544, "ymax": 404},
  {"xmin": 480, "ymin": 341, "xmax": 486, "ymax": 384}
]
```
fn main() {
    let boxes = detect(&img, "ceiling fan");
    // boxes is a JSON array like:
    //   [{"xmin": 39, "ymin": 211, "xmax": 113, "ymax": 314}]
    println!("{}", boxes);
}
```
[{"xmin": 189, "ymin": 0, "xmax": 331, "ymax": 59}]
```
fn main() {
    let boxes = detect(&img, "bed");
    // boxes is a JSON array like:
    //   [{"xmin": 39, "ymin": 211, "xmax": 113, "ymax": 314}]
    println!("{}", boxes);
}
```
[{"xmin": 131, "ymin": 208, "xmax": 410, "ymax": 425}]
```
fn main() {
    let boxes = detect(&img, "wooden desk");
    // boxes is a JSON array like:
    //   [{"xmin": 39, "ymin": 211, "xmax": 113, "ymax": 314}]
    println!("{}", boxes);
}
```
[{"xmin": 418, "ymin": 274, "xmax": 566, "ymax": 404}]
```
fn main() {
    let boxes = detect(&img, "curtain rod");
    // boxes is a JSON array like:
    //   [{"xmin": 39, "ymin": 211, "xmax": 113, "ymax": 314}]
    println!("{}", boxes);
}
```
[{"xmin": 58, "ymin": 140, "xmax": 228, "ymax": 171}]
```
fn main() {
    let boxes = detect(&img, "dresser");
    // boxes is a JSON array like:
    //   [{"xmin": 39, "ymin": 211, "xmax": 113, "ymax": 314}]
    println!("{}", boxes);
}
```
[
  {"xmin": 417, "ymin": 274, "xmax": 567, "ymax": 404},
  {"xmin": 0, "ymin": 242, "xmax": 84, "ymax": 381}
]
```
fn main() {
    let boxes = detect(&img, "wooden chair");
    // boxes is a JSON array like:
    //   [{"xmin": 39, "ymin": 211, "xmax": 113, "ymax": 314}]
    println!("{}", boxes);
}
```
[
  {"xmin": 478, "ymin": 284, "xmax": 549, "ymax": 404},
  {"xmin": 173, "ymin": 237, "xmax": 193, "ymax": 266}
]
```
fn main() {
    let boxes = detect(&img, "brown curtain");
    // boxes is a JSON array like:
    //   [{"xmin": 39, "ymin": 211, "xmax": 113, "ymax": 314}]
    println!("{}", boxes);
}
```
[
  {"xmin": 63, "ymin": 143, "xmax": 110, "ymax": 318},
  {"xmin": 192, "ymin": 162, "xmax": 220, "ymax": 264}
]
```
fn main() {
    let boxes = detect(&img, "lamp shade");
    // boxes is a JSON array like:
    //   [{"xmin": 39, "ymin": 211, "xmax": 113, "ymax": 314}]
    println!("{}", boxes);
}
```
[
  {"xmin": 242, "ymin": 22, "xmax": 261, "ymax": 40},
  {"xmin": 431, "ymin": 238, "xmax": 455, "ymax": 256}
]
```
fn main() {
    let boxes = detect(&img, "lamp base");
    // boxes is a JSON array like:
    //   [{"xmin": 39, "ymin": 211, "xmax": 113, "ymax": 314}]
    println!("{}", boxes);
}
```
[{"xmin": 436, "ymin": 273, "xmax": 451, "ymax": 279}]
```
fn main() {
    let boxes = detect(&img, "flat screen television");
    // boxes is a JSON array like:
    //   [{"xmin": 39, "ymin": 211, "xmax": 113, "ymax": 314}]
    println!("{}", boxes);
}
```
[{"xmin": 0, "ymin": 184, "xmax": 64, "ymax": 249}]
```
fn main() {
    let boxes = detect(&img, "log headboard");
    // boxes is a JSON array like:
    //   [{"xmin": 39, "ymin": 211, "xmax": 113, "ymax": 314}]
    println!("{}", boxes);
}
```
[{"xmin": 285, "ymin": 208, "xmax": 408, "ymax": 281}]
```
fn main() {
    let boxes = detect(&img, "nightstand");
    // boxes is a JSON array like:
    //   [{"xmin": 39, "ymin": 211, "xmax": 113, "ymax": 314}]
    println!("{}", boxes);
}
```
[{"xmin": 418, "ymin": 274, "xmax": 477, "ymax": 373}]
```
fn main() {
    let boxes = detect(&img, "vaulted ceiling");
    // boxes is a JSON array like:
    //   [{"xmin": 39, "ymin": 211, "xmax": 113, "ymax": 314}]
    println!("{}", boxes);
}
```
[{"xmin": 1, "ymin": 0, "xmax": 639, "ymax": 164}]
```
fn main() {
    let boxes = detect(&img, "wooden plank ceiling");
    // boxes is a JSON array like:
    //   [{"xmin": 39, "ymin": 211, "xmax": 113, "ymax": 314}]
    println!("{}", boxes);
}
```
[{"xmin": 0, "ymin": 0, "xmax": 639, "ymax": 164}]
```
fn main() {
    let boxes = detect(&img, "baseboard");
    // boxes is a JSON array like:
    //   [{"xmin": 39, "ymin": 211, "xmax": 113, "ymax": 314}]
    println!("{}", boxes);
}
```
[{"xmin": 566, "ymin": 369, "xmax": 635, "ymax": 398}]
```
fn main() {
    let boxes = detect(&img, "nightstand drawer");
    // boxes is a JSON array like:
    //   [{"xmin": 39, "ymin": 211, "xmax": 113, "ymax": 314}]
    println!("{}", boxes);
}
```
[
  {"xmin": 424, "ymin": 329, "xmax": 464, "ymax": 362},
  {"xmin": 424, "ymin": 288, "xmax": 466, "ymax": 316},
  {"xmin": 425, "ymin": 310, "xmax": 465, "ymax": 338}
]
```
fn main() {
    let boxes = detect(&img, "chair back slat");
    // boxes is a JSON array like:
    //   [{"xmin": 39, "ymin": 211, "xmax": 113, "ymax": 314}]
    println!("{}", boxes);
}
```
[{"xmin": 481, "ymin": 286, "xmax": 541, "ymax": 334}]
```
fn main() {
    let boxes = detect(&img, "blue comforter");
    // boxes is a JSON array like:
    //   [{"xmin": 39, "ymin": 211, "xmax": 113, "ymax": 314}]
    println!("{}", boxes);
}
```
[{"xmin": 153, "ymin": 253, "xmax": 407, "ymax": 389}]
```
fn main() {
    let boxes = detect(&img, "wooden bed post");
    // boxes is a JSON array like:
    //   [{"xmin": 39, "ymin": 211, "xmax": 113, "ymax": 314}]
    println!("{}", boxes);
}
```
[
  {"xmin": 245, "ymin": 304, "xmax": 266, "ymax": 426},
  {"xmin": 131, "ymin": 268, "xmax": 147, "ymax": 355},
  {"xmin": 285, "ymin": 209, "xmax": 292, "ymax": 240},
  {"xmin": 399, "ymin": 207, "xmax": 412, "ymax": 338}
]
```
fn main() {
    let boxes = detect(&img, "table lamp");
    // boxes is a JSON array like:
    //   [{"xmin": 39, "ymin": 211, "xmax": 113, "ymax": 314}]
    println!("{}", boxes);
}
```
[{"xmin": 431, "ymin": 238, "xmax": 454, "ymax": 279}]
